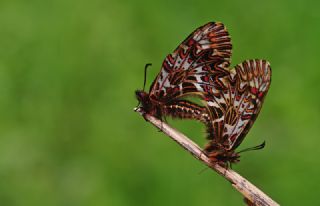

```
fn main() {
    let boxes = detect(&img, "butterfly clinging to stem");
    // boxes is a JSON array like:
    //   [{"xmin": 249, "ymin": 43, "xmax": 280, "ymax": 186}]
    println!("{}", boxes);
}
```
[{"xmin": 135, "ymin": 22, "xmax": 271, "ymax": 166}]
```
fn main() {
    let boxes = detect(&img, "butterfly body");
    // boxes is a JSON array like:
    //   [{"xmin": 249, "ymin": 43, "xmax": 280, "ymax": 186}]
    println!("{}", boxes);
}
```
[
  {"xmin": 136, "ymin": 22, "xmax": 271, "ymax": 165},
  {"xmin": 135, "ymin": 90, "xmax": 209, "ymax": 123},
  {"xmin": 205, "ymin": 142, "xmax": 240, "ymax": 164}
]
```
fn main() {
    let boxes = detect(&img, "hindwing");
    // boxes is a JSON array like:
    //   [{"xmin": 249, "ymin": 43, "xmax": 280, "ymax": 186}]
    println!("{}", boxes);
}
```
[{"xmin": 205, "ymin": 59, "xmax": 271, "ymax": 150}]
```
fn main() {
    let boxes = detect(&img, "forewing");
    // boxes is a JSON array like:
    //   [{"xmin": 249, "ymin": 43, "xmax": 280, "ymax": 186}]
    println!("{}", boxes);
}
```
[
  {"xmin": 205, "ymin": 59, "xmax": 271, "ymax": 150},
  {"xmin": 149, "ymin": 22, "xmax": 232, "ymax": 102}
]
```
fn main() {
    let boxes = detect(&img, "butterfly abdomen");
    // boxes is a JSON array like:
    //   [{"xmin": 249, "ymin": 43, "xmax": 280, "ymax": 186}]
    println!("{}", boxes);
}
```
[{"xmin": 163, "ymin": 100, "xmax": 210, "ymax": 123}]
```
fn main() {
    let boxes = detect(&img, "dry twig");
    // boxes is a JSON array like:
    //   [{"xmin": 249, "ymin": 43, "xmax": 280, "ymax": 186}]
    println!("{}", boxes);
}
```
[{"xmin": 135, "ymin": 107, "xmax": 279, "ymax": 206}]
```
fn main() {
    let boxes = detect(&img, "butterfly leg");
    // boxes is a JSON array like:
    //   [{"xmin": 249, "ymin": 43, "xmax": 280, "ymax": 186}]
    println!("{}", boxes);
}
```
[{"xmin": 158, "ymin": 116, "xmax": 168, "ymax": 132}]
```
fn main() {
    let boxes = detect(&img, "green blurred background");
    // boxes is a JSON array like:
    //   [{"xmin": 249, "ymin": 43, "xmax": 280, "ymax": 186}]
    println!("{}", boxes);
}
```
[{"xmin": 0, "ymin": 0, "xmax": 319, "ymax": 205}]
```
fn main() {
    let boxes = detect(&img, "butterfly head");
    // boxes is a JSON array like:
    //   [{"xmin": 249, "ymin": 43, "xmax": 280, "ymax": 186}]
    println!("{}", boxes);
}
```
[
  {"xmin": 135, "ymin": 90, "xmax": 151, "ymax": 109},
  {"xmin": 210, "ymin": 150, "xmax": 240, "ymax": 164},
  {"xmin": 205, "ymin": 143, "xmax": 240, "ymax": 164}
]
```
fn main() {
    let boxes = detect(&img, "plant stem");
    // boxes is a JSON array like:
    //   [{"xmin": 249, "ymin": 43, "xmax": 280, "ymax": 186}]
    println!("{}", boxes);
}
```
[{"xmin": 135, "ymin": 107, "xmax": 279, "ymax": 206}]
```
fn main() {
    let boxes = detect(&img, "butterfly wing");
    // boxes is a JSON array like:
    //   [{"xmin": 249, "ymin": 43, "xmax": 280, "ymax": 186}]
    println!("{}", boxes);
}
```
[
  {"xmin": 147, "ymin": 22, "xmax": 271, "ymax": 151},
  {"xmin": 205, "ymin": 59, "xmax": 271, "ymax": 150},
  {"xmin": 149, "ymin": 22, "xmax": 232, "ymax": 102}
]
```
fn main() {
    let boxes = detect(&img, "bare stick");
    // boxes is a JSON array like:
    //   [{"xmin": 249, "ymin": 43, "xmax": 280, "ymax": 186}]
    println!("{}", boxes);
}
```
[{"xmin": 135, "ymin": 107, "xmax": 279, "ymax": 206}]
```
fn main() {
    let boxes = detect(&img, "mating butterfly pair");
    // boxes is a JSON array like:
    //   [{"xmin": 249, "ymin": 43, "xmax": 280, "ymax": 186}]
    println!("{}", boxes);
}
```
[{"xmin": 136, "ymin": 22, "xmax": 271, "ymax": 165}]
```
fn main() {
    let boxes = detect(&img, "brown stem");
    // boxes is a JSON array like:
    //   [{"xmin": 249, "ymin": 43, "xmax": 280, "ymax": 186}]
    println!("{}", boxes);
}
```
[{"xmin": 135, "ymin": 107, "xmax": 280, "ymax": 206}]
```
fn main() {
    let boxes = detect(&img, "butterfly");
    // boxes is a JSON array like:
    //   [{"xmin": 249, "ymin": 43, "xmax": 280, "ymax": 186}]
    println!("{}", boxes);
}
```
[{"xmin": 135, "ymin": 22, "xmax": 271, "ymax": 165}]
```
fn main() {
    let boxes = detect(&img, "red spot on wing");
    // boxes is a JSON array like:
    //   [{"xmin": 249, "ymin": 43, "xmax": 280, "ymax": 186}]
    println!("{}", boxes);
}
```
[
  {"xmin": 229, "ymin": 134, "xmax": 237, "ymax": 142},
  {"xmin": 187, "ymin": 38, "xmax": 196, "ymax": 46},
  {"xmin": 258, "ymin": 92, "xmax": 264, "ymax": 99},
  {"xmin": 203, "ymin": 76, "xmax": 209, "ymax": 82},
  {"xmin": 250, "ymin": 87, "xmax": 258, "ymax": 95}
]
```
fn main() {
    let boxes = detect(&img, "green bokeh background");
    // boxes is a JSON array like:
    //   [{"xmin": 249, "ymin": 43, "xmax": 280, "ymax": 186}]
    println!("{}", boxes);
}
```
[{"xmin": 0, "ymin": 0, "xmax": 319, "ymax": 205}]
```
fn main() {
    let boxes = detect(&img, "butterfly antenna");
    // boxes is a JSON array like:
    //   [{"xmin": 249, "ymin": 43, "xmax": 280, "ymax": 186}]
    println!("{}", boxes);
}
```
[
  {"xmin": 143, "ymin": 63, "xmax": 152, "ymax": 91},
  {"xmin": 238, "ymin": 141, "xmax": 266, "ymax": 154},
  {"xmin": 135, "ymin": 63, "xmax": 152, "ymax": 109}
]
